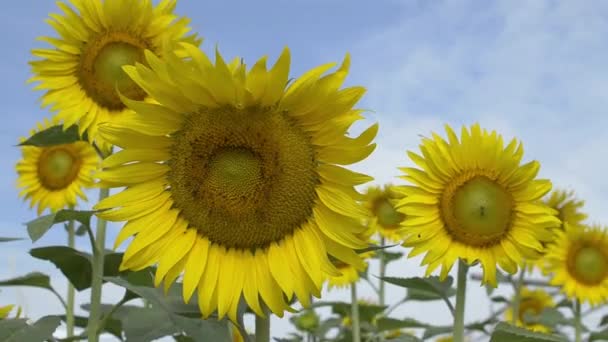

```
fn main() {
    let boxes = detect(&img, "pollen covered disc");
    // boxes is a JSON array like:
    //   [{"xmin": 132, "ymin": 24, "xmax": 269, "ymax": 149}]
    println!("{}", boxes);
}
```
[
  {"xmin": 570, "ymin": 245, "xmax": 608, "ymax": 285},
  {"xmin": 169, "ymin": 107, "xmax": 319, "ymax": 249},
  {"xmin": 37, "ymin": 146, "xmax": 82, "ymax": 190},
  {"xmin": 373, "ymin": 198, "xmax": 402, "ymax": 228}
]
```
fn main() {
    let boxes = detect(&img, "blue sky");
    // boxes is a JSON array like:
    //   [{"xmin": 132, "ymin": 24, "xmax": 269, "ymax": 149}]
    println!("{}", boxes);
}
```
[{"xmin": 1, "ymin": 0, "xmax": 608, "ymax": 340}]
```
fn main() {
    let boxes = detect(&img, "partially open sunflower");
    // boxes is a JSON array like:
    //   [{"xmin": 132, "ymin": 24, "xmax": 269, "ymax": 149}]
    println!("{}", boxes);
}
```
[
  {"xmin": 544, "ymin": 189, "xmax": 587, "ymax": 229},
  {"xmin": 546, "ymin": 224, "xmax": 608, "ymax": 305},
  {"xmin": 505, "ymin": 288, "xmax": 554, "ymax": 332},
  {"xmin": 94, "ymin": 43, "xmax": 377, "ymax": 321},
  {"xmin": 397, "ymin": 124, "xmax": 560, "ymax": 286},
  {"xmin": 29, "ymin": 0, "xmax": 200, "ymax": 152},
  {"xmin": 364, "ymin": 184, "xmax": 405, "ymax": 242},
  {"xmin": 16, "ymin": 119, "xmax": 98, "ymax": 215}
]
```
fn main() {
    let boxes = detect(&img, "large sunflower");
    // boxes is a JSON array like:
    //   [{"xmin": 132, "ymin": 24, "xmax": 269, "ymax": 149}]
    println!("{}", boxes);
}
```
[
  {"xmin": 94, "ymin": 43, "xmax": 377, "ymax": 321},
  {"xmin": 16, "ymin": 119, "xmax": 98, "ymax": 215},
  {"xmin": 545, "ymin": 224, "xmax": 608, "ymax": 305},
  {"xmin": 29, "ymin": 0, "xmax": 200, "ymax": 152},
  {"xmin": 364, "ymin": 184, "xmax": 405, "ymax": 242},
  {"xmin": 397, "ymin": 124, "xmax": 560, "ymax": 286},
  {"xmin": 505, "ymin": 288, "xmax": 554, "ymax": 332}
]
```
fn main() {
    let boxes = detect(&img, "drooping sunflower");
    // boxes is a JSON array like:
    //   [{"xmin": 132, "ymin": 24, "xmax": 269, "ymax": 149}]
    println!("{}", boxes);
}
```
[
  {"xmin": 545, "ymin": 224, "xmax": 608, "ymax": 305},
  {"xmin": 327, "ymin": 249, "xmax": 375, "ymax": 290},
  {"xmin": 29, "ymin": 0, "xmax": 200, "ymax": 152},
  {"xmin": 505, "ymin": 288, "xmax": 554, "ymax": 332},
  {"xmin": 364, "ymin": 184, "xmax": 405, "ymax": 242},
  {"xmin": 397, "ymin": 124, "xmax": 560, "ymax": 285},
  {"xmin": 544, "ymin": 189, "xmax": 587, "ymax": 229},
  {"xmin": 16, "ymin": 119, "xmax": 98, "ymax": 215},
  {"xmin": 94, "ymin": 43, "xmax": 377, "ymax": 321}
]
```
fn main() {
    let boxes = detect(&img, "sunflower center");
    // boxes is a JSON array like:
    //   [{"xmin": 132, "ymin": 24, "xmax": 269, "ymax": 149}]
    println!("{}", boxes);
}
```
[
  {"xmin": 373, "ymin": 198, "xmax": 403, "ymax": 229},
  {"xmin": 168, "ymin": 106, "xmax": 319, "ymax": 249},
  {"xmin": 570, "ymin": 246, "xmax": 608, "ymax": 285},
  {"xmin": 79, "ymin": 32, "xmax": 149, "ymax": 110},
  {"xmin": 442, "ymin": 173, "xmax": 512, "ymax": 246},
  {"xmin": 37, "ymin": 146, "xmax": 81, "ymax": 190},
  {"xmin": 519, "ymin": 299, "xmax": 542, "ymax": 323}
]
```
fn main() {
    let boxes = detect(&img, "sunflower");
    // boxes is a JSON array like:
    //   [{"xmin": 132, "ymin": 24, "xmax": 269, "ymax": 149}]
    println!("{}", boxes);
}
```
[
  {"xmin": 544, "ymin": 189, "xmax": 587, "ymax": 229},
  {"xmin": 327, "ymin": 249, "xmax": 374, "ymax": 290},
  {"xmin": 16, "ymin": 119, "xmax": 98, "ymax": 215},
  {"xmin": 0, "ymin": 305, "xmax": 20, "ymax": 319},
  {"xmin": 29, "ymin": 0, "xmax": 200, "ymax": 152},
  {"xmin": 364, "ymin": 184, "xmax": 405, "ymax": 242},
  {"xmin": 545, "ymin": 224, "xmax": 608, "ymax": 305},
  {"xmin": 505, "ymin": 288, "xmax": 554, "ymax": 332},
  {"xmin": 94, "ymin": 44, "xmax": 377, "ymax": 321},
  {"xmin": 397, "ymin": 124, "xmax": 560, "ymax": 286}
]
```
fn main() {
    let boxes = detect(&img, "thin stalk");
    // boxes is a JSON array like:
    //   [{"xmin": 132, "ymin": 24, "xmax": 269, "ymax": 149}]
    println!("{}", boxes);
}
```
[
  {"xmin": 511, "ymin": 269, "xmax": 525, "ymax": 325},
  {"xmin": 351, "ymin": 283, "xmax": 361, "ymax": 342},
  {"xmin": 66, "ymin": 216, "xmax": 76, "ymax": 337},
  {"xmin": 453, "ymin": 259, "xmax": 468, "ymax": 342},
  {"xmin": 255, "ymin": 312, "xmax": 270, "ymax": 342},
  {"xmin": 378, "ymin": 237, "xmax": 386, "ymax": 306},
  {"xmin": 574, "ymin": 300, "xmax": 582, "ymax": 342},
  {"xmin": 86, "ymin": 187, "xmax": 110, "ymax": 342}
]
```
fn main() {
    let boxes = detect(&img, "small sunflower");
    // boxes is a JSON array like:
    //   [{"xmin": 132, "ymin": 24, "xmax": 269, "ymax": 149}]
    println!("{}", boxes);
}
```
[
  {"xmin": 505, "ymin": 288, "xmax": 554, "ymax": 332},
  {"xmin": 364, "ymin": 184, "xmax": 405, "ymax": 242},
  {"xmin": 327, "ymin": 249, "xmax": 374, "ymax": 290},
  {"xmin": 545, "ymin": 224, "xmax": 608, "ymax": 305},
  {"xmin": 16, "ymin": 119, "xmax": 98, "ymax": 215},
  {"xmin": 94, "ymin": 44, "xmax": 377, "ymax": 321},
  {"xmin": 29, "ymin": 0, "xmax": 200, "ymax": 152},
  {"xmin": 397, "ymin": 124, "xmax": 560, "ymax": 286},
  {"xmin": 544, "ymin": 189, "xmax": 587, "ymax": 229}
]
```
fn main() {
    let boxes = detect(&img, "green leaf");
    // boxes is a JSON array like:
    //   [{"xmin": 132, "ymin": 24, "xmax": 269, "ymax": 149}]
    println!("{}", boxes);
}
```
[
  {"xmin": 26, "ymin": 210, "xmax": 95, "ymax": 242},
  {"xmin": 312, "ymin": 301, "xmax": 386, "ymax": 323},
  {"xmin": 312, "ymin": 317, "xmax": 342, "ymax": 338},
  {"xmin": 0, "ymin": 316, "xmax": 61, "ymax": 342},
  {"xmin": 75, "ymin": 225, "xmax": 88, "ymax": 236},
  {"xmin": 489, "ymin": 322, "xmax": 568, "ymax": 342},
  {"xmin": 57, "ymin": 314, "xmax": 122, "ymax": 340},
  {"xmin": 386, "ymin": 335, "xmax": 423, "ymax": 342},
  {"xmin": 600, "ymin": 315, "xmax": 608, "ymax": 327},
  {"xmin": 378, "ymin": 251, "xmax": 403, "ymax": 264},
  {"xmin": 356, "ymin": 243, "xmax": 399, "ymax": 254},
  {"xmin": 422, "ymin": 326, "xmax": 452, "ymax": 339},
  {"xmin": 0, "ymin": 272, "xmax": 52, "ymax": 290},
  {"xmin": 383, "ymin": 276, "xmax": 456, "ymax": 302},
  {"xmin": 375, "ymin": 317, "xmax": 429, "ymax": 332},
  {"xmin": 590, "ymin": 328, "xmax": 608, "ymax": 342},
  {"xmin": 0, "ymin": 238, "xmax": 23, "ymax": 243},
  {"xmin": 490, "ymin": 296, "xmax": 509, "ymax": 303},
  {"xmin": 30, "ymin": 247, "xmax": 125, "ymax": 291},
  {"xmin": 18, "ymin": 124, "xmax": 86, "ymax": 147}
]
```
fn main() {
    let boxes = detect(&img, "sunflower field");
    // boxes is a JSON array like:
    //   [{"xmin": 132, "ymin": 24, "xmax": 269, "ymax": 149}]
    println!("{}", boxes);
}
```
[{"xmin": 2, "ymin": 0, "xmax": 608, "ymax": 341}]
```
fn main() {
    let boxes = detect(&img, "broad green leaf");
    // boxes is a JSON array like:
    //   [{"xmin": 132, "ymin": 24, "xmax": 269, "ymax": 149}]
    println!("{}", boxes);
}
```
[
  {"xmin": 378, "ymin": 251, "xmax": 403, "ymax": 264},
  {"xmin": 383, "ymin": 276, "xmax": 456, "ymax": 302},
  {"xmin": 0, "ymin": 272, "xmax": 52, "ymax": 290},
  {"xmin": 121, "ymin": 307, "xmax": 179, "ymax": 342},
  {"xmin": 600, "ymin": 315, "xmax": 608, "ymax": 327},
  {"xmin": 0, "ymin": 316, "xmax": 61, "ymax": 342},
  {"xmin": 422, "ymin": 326, "xmax": 452, "ymax": 339},
  {"xmin": 30, "ymin": 247, "xmax": 124, "ymax": 291},
  {"xmin": 0, "ymin": 238, "xmax": 23, "ymax": 243},
  {"xmin": 18, "ymin": 124, "xmax": 86, "ymax": 147},
  {"xmin": 26, "ymin": 210, "xmax": 95, "ymax": 242},
  {"xmin": 312, "ymin": 301, "xmax": 386, "ymax": 323},
  {"xmin": 590, "ymin": 328, "xmax": 608, "ymax": 342},
  {"xmin": 375, "ymin": 317, "xmax": 429, "ymax": 332},
  {"xmin": 313, "ymin": 317, "xmax": 342, "ymax": 338},
  {"xmin": 489, "ymin": 322, "xmax": 568, "ymax": 342}
]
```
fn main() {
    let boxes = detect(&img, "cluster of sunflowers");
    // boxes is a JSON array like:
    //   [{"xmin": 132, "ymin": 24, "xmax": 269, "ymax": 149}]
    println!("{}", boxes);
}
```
[{"xmin": 5, "ymin": 0, "xmax": 607, "ymax": 341}]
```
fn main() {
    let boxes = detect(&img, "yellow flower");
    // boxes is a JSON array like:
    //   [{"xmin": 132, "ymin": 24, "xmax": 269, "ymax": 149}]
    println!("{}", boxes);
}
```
[
  {"xmin": 29, "ymin": 0, "xmax": 200, "ymax": 152},
  {"xmin": 327, "ymin": 249, "xmax": 374, "ymax": 290},
  {"xmin": 546, "ymin": 224, "xmax": 608, "ymax": 305},
  {"xmin": 94, "ymin": 44, "xmax": 377, "ymax": 321},
  {"xmin": 364, "ymin": 184, "xmax": 405, "ymax": 242},
  {"xmin": 544, "ymin": 189, "xmax": 587, "ymax": 229},
  {"xmin": 16, "ymin": 119, "xmax": 98, "ymax": 215},
  {"xmin": 398, "ymin": 124, "xmax": 559, "ymax": 286},
  {"xmin": 505, "ymin": 288, "xmax": 554, "ymax": 332},
  {"xmin": 435, "ymin": 337, "xmax": 453, "ymax": 342}
]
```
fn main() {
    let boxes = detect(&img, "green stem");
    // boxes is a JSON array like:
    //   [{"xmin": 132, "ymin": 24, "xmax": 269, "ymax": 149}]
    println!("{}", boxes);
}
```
[
  {"xmin": 378, "ymin": 237, "xmax": 386, "ymax": 306},
  {"xmin": 87, "ymin": 187, "xmax": 110, "ymax": 342},
  {"xmin": 351, "ymin": 283, "xmax": 360, "ymax": 342},
  {"xmin": 511, "ymin": 269, "xmax": 525, "ymax": 325},
  {"xmin": 574, "ymin": 300, "xmax": 582, "ymax": 342},
  {"xmin": 66, "ymin": 217, "xmax": 76, "ymax": 337},
  {"xmin": 255, "ymin": 311, "xmax": 270, "ymax": 342},
  {"xmin": 453, "ymin": 259, "xmax": 468, "ymax": 342}
]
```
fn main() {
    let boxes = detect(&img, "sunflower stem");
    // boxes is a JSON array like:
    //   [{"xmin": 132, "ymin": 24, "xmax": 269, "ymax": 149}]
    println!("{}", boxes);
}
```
[
  {"xmin": 511, "ymin": 269, "xmax": 525, "ymax": 325},
  {"xmin": 255, "ymin": 312, "xmax": 270, "ymax": 342},
  {"xmin": 454, "ymin": 259, "xmax": 468, "ymax": 342},
  {"xmin": 66, "ymin": 214, "xmax": 76, "ymax": 337},
  {"xmin": 574, "ymin": 300, "xmax": 582, "ymax": 342},
  {"xmin": 87, "ymin": 187, "xmax": 110, "ymax": 342},
  {"xmin": 378, "ymin": 237, "xmax": 386, "ymax": 306},
  {"xmin": 351, "ymin": 283, "xmax": 361, "ymax": 342}
]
